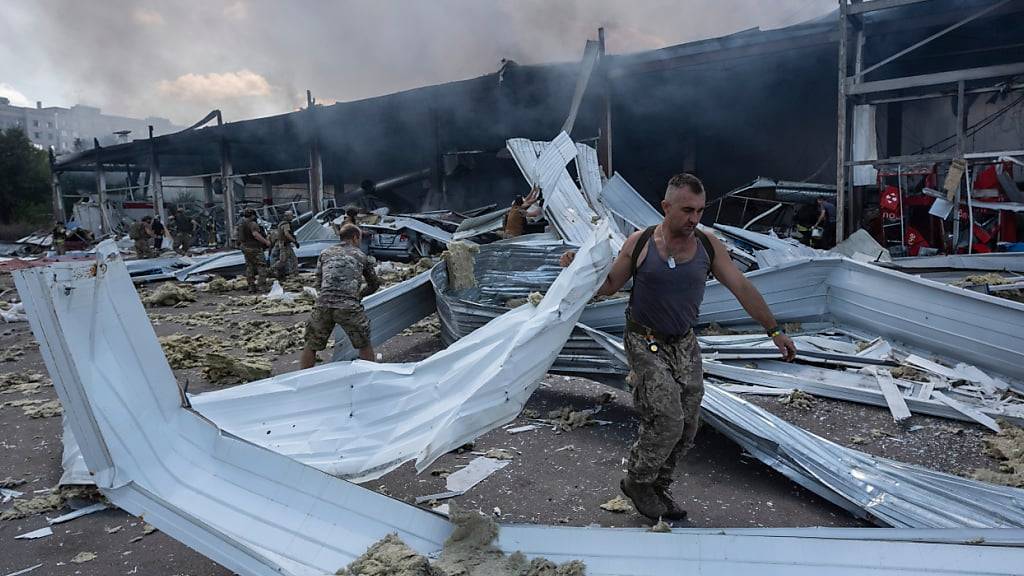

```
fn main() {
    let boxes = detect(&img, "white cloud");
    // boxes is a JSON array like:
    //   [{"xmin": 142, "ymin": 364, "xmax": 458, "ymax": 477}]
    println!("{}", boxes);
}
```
[
  {"xmin": 0, "ymin": 83, "xmax": 33, "ymax": 107},
  {"xmin": 158, "ymin": 70, "xmax": 273, "ymax": 101},
  {"xmin": 133, "ymin": 8, "xmax": 164, "ymax": 26},
  {"xmin": 224, "ymin": 1, "xmax": 248, "ymax": 20}
]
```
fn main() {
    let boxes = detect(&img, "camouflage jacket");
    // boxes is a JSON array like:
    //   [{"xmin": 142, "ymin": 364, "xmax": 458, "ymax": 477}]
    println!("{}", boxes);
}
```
[{"xmin": 315, "ymin": 244, "xmax": 380, "ymax": 307}]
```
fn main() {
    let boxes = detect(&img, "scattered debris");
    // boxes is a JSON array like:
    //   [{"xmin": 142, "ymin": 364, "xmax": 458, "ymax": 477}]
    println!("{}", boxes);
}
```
[
  {"xmin": 48, "ymin": 502, "xmax": 108, "ymax": 525},
  {"xmin": 142, "ymin": 282, "xmax": 196, "ymax": 307},
  {"xmin": 701, "ymin": 322, "xmax": 736, "ymax": 336},
  {"xmin": 649, "ymin": 520, "xmax": 672, "ymax": 533},
  {"xmin": 444, "ymin": 457, "xmax": 510, "ymax": 495},
  {"xmin": 335, "ymin": 533, "xmax": 443, "ymax": 576},
  {"xmin": 1, "ymin": 477, "xmax": 27, "ymax": 489},
  {"xmin": 527, "ymin": 291, "xmax": 544, "ymax": 306},
  {"xmin": 973, "ymin": 422, "xmax": 1024, "ymax": 487},
  {"xmin": 1, "ymin": 485, "xmax": 104, "ymax": 521},
  {"xmin": 546, "ymin": 406, "xmax": 597, "ymax": 431},
  {"xmin": 484, "ymin": 448, "xmax": 516, "ymax": 460},
  {"xmin": 14, "ymin": 527, "xmax": 53, "ymax": 540},
  {"xmin": 443, "ymin": 242, "xmax": 479, "ymax": 291},
  {"xmin": 401, "ymin": 314, "xmax": 441, "ymax": 337},
  {"xmin": 337, "ymin": 505, "xmax": 586, "ymax": 575},
  {"xmin": 3, "ymin": 398, "xmax": 62, "ymax": 419},
  {"xmin": 105, "ymin": 525, "xmax": 123, "ymax": 534},
  {"xmin": 3, "ymin": 563, "xmax": 43, "ymax": 576},
  {"xmin": 142, "ymin": 523, "xmax": 158, "ymax": 535},
  {"xmin": 554, "ymin": 445, "xmax": 575, "ymax": 452},
  {"xmin": 430, "ymin": 468, "xmax": 451, "ymax": 478},
  {"xmin": 506, "ymin": 425, "xmax": 538, "ymax": 435},
  {"xmin": 521, "ymin": 409, "xmax": 540, "ymax": 419},
  {"xmin": 778, "ymin": 390, "xmax": 815, "ymax": 410},
  {"xmin": 202, "ymin": 276, "xmax": 246, "ymax": 293},
  {"xmin": 889, "ymin": 365, "xmax": 931, "ymax": 382},
  {"xmin": 0, "ymin": 372, "xmax": 49, "ymax": 395},
  {"xmin": 159, "ymin": 334, "xmax": 226, "ymax": 369},
  {"xmin": 69, "ymin": 552, "xmax": 96, "ymax": 564},
  {"xmin": 202, "ymin": 353, "xmax": 272, "ymax": 385},
  {"xmin": 0, "ymin": 345, "xmax": 24, "ymax": 363},
  {"xmin": 599, "ymin": 496, "xmax": 634, "ymax": 513}
]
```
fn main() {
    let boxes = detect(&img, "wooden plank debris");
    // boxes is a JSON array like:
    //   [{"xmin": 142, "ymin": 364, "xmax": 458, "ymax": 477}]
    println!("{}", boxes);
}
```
[{"xmin": 870, "ymin": 368, "xmax": 912, "ymax": 423}]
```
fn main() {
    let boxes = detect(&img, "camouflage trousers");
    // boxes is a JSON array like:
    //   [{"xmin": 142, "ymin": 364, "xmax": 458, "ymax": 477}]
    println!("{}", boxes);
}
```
[
  {"xmin": 133, "ymin": 239, "xmax": 155, "ymax": 259},
  {"xmin": 275, "ymin": 243, "xmax": 298, "ymax": 277},
  {"xmin": 625, "ymin": 329, "xmax": 704, "ymax": 489},
  {"xmin": 304, "ymin": 301, "xmax": 371, "ymax": 351},
  {"xmin": 241, "ymin": 246, "xmax": 268, "ymax": 291},
  {"xmin": 174, "ymin": 233, "xmax": 193, "ymax": 255}
]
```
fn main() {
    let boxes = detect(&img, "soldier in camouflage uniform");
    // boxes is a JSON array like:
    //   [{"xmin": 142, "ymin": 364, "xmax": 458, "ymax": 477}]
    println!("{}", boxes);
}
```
[
  {"xmin": 274, "ymin": 210, "xmax": 300, "ymax": 279},
  {"xmin": 130, "ymin": 216, "xmax": 155, "ymax": 259},
  {"xmin": 300, "ymin": 223, "xmax": 381, "ymax": 367},
  {"xmin": 236, "ymin": 208, "xmax": 272, "ymax": 293},
  {"xmin": 173, "ymin": 209, "xmax": 197, "ymax": 255},
  {"xmin": 561, "ymin": 173, "xmax": 796, "ymax": 521}
]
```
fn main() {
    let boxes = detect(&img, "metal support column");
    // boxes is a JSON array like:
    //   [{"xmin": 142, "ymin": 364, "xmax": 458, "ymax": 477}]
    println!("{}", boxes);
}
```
[
  {"xmin": 262, "ymin": 178, "xmax": 273, "ymax": 206},
  {"xmin": 202, "ymin": 176, "xmax": 214, "ymax": 209},
  {"xmin": 95, "ymin": 164, "xmax": 111, "ymax": 235},
  {"xmin": 48, "ymin": 149, "xmax": 65, "ymax": 223},
  {"xmin": 597, "ymin": 27, "xmax": 613, "ymax": 178},
  {"xmin": 309, "ymin": 141, "xmax": 323, "ymax": 214},
  {"xmin": 220, "ymin": 140, "xmax": 235, "ymax": 244},
  {"xmin": 149, "ymin": 127, "xmax": 166, "ymax": 223},
  {"xmin": 835, "ymin": 2, "xmax": 849, "ymax": 243},
  {"xmin": 307, "ymin": 90, "xmax": 324, "ymax": 214}
]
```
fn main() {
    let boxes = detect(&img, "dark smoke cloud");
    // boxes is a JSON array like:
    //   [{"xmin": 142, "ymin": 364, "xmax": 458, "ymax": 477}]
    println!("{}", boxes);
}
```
[{"xmin": 1, "ymin": 0, "xmax": 834, "ymax": 125}]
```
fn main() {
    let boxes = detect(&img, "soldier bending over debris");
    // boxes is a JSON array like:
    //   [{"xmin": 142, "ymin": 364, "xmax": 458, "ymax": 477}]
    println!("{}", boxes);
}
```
[
  {"xmin": 561, "ymin": 173, "xmax": 797, "ymax": 522},
  {"xmin": 237, "ymin": 208, "xmax": 272, "ymax": 293},
  {"xmin": 300, "ymin": 223, "xmax": 381, "ymax": 367}
]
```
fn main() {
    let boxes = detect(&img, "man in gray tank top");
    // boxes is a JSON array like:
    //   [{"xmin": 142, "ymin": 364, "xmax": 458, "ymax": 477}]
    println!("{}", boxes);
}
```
[{"xmin": 561, "ymin": 173, "xmax": 796, "ymax": 521}]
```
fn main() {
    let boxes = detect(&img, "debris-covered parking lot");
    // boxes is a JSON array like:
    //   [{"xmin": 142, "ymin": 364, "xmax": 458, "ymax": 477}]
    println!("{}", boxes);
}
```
[{"xmin": 2, "ymin": 262, "xmax": 1021, "ymax": 576}]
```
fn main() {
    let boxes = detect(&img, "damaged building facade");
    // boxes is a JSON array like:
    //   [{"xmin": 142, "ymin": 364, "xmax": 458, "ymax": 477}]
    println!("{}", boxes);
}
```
[{"xmin": 48, "ymin": 0, "xmax": 1024, "ymax": 256}]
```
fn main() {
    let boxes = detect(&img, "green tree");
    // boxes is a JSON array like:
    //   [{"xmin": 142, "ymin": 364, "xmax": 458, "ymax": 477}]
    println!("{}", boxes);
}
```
[{"xmin": 0, "ymin": 127, "xmax": 51, "ymax": 224}]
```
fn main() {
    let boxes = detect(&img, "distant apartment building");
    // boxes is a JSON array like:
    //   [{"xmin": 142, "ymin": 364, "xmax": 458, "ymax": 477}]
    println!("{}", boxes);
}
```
[{"xmin": 0, "ymin": 97, "xmax": 178, "ymax": 155}]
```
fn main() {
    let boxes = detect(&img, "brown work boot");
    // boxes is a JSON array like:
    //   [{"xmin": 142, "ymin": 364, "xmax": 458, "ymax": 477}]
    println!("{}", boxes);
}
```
[
  {"xmin": 620, "ymin": 477, "xmax": 666, "ymax": 520},
  {"xmin": 655, "ymin": 487, "xmax": 688, "ymax": 521}
]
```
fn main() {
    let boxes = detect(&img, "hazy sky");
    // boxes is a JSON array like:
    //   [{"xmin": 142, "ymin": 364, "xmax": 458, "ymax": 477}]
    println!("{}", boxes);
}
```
[{"xmin": 1, "ymin": 0, "xmax": 834, "ymax": 125}]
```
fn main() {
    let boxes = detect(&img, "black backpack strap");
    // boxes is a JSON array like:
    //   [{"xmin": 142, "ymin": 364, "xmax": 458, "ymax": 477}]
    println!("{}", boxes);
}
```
[
  {"xmin": 630, "ymin": 225, "xmax": 657, "ymax": 277},
  {"xmin": 695, "ymin": 228, "xmax": 716, "ymax": 269}
]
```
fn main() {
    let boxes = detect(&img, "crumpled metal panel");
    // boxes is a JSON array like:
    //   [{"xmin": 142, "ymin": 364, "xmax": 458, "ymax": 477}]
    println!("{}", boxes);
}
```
[
  {"xmin": 507, "ymin": 133, "xmax": 626, "ymax": 252},
  {"xmin": 293, "ymin": 216, "xmax": 336, "ymax": 243},
  {"xmin": 582, "ymin": 326, "xmax": 1024, "ymax": 528},
  {"xmin": 451, "ymin": 207, "xmax": 509, "ymax": 241},
  {"xmin": 363, "ymin": 216, "xmax": 453, "ymax": 244},
  {"xmin": 22, "ymin": 237, "xmax": 1024, "ymax": 574},
  {"xmin": 173, "ymin": 240, "xmax": 338, "ymax": 281},
  {"xmin": 599, "ymin": 172, "xmax": 664, "ymax": 230}
]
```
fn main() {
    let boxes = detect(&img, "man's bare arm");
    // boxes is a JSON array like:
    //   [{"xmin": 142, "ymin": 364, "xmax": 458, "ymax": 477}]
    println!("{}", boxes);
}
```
[
  {"xmin": 559, "ymin": 230, "xmax": 643, "ymax": 297},
  {"xmin": 707, "ymin": 233, "xmax": 796, "ymax": 360}
]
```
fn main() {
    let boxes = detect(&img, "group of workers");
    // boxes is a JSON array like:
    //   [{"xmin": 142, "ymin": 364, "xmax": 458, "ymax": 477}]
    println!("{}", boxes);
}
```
[
  {"xmin": 124, "ymin": 173, "xmax": 796, "ymax": 523},
  {"xmin": 128, "ymin": 209, "xmax": 199, "ymax": 258}
]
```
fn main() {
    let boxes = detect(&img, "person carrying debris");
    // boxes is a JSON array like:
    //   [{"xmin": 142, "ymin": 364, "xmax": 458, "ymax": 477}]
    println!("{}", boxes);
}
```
[
  {"xmin": 300, "ymin": 223, "xmax": 380, "ymax": 367},
  {"xmin": 129, "ymin": 216, "xmax": 155, "ymax": 259},
  {"xmin": 51, "ymin": 221, "xmax": 67, "ymax": 256},
  {"xmin": 173, "ymin": 209, "xmax": 197, "ymax": 255},
  {"xmin": 275, "ymin": 210, "xmax": 300, "ymax": 278},
  {"xmin": 503, "ymin": 185, "xmax": 541, "ymax": 238},
  {"xmin": 560, "ymin": 173, "xmax": 797, "ymax": 522},
  {"xmin": 237, "ymin": 208, "xmax": 272, "ymax": 293}
]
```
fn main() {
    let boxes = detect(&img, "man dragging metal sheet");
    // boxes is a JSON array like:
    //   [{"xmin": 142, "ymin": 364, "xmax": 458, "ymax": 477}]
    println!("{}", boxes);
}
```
[{"xmin": 561, "ymin": 173, "xmax": 797, "ymax": 521}]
